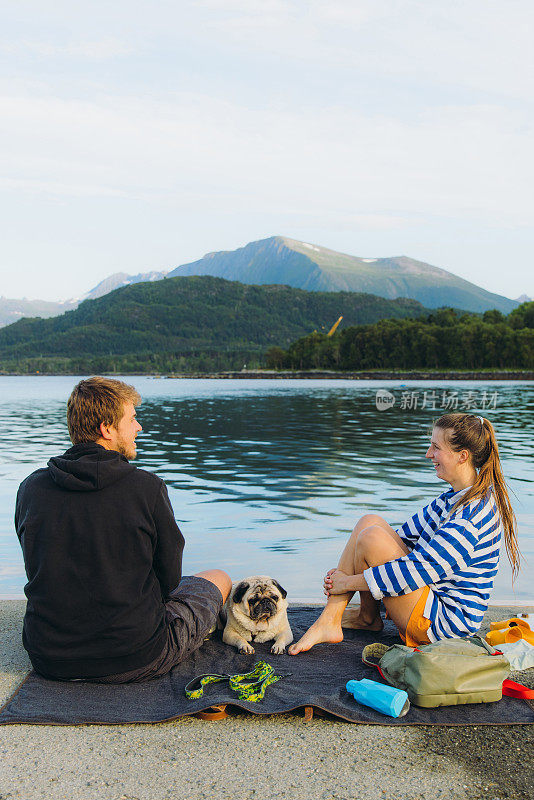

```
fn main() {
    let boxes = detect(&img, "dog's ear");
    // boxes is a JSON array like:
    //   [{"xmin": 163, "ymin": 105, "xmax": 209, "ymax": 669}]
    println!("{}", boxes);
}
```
[
  {"xmin": 232, "ymin": 581, "xmax": 250, "ymax": 604},
  {"xmin": 272, "ymin": 580, "xmax": 287, "ymax": 599}
]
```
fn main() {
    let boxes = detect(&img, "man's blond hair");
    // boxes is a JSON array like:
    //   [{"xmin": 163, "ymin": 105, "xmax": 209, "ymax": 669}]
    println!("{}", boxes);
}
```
[{"xmin": 67, "ymin": 377, "xmax": 141, "ymax": 444}]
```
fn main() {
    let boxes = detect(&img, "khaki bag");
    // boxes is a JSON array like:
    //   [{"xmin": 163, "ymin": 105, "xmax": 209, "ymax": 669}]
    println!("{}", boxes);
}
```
[{"xmin": 362, "ymin": 637, "xmax": 511, "ymax": 708}]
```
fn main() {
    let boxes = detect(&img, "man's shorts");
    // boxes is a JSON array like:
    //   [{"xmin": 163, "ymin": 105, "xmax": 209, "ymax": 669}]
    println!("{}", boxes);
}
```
[
  {"xmin": 92, "ymin": 576, "xmax": 223, "ymax": 684},
  {"xmin": 399, "ymin": 585, "xmax": 432, "ymax": 647}
]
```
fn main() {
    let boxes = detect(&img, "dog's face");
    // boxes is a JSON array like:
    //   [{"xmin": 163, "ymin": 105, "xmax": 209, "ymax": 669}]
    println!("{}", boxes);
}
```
[
  {"xmin": 223, "ymin": 574, "xmax": 293, "ymax": 653},
  {"xmin": 231, "ymin": 576, "xmax": 287, "ymax": 624}
]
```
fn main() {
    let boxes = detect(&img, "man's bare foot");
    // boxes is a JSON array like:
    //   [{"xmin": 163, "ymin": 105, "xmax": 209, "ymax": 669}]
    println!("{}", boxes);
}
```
[
  {"xmin": 288, "ymin": 616, "xmax": 344, "ymax": 655},
  {"xmin": 341, "ymin": 606, "xmax": 384, "ymax": 631}
]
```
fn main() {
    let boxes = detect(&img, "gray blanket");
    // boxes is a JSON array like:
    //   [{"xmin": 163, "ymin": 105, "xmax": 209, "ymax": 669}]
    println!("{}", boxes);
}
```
[{"xmin": 1, "ymin": 608, "xmax": 533, "ymax": 725}]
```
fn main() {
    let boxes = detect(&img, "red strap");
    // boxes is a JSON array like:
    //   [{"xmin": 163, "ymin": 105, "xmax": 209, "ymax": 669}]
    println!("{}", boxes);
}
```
[
  {"xmin": 502, "ymin": 679, "xmax": 534, "ymax": 700},
  {"xmin": 368, "ymin": 660, "xmax": 387, "ymax": 680}
]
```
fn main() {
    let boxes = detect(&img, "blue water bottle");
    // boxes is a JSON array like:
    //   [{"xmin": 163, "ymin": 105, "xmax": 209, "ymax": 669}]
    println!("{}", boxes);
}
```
[{"xmin": 346, "ymin": 678, "xmax": 410, "ymax": 718}]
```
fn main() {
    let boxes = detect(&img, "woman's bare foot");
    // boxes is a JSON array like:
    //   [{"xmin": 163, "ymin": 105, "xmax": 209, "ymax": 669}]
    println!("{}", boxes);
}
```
[
  {"xmin": 341, "ymin": 606, "xmax": 384, "ymax": 631},
  {"xmin": 288, "ymin": 615, "xmax": 344, "ymax": 655}
]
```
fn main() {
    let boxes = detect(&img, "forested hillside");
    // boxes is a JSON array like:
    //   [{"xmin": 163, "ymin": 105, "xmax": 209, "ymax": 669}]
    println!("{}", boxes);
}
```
[
  {"xmin": 268, "ymin": 304, "xmax": 534, "ymax": 371},
  {"xmin": 0, "ymin": 275, "xmax": 426, "ymax": 374}
]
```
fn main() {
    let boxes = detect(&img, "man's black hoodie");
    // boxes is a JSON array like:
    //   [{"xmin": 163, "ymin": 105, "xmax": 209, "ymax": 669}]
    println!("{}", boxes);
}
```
[{"xmin": 15, "ymin": 443, "xmax": 184, "ymax": 679}]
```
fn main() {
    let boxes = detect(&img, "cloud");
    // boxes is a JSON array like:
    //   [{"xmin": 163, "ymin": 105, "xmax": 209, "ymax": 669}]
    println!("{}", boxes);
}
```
[
  {"xmin": 0, "ymin": 37, "xmax": 133, "ymax": 59},
  {"xmin": 1, "ymin": 176, "xmax": 133, "ymax": 199},
  {"xmin": 1, "ymin": 90, "xmax": 532, "ymax": 227},
  {"xmin": 0, "ymin": 0, "xmax": 532, "ymax": 298},
  {"xmin": 334, "ymin": 214, "xmax": 413, "ymax": 232},
  {"xmin": 181, "ymin": 0, "xmax": 534, "ymax": 103},
  {"xmin": 4, "ymin": 1, "xmax": 533, "ymax": 105}
]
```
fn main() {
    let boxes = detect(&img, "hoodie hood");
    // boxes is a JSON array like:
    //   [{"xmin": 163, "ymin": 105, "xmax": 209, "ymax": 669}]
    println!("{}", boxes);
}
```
[{"xmin": 48, "ymin": 443, "xmax": 136, "ymax": 492}]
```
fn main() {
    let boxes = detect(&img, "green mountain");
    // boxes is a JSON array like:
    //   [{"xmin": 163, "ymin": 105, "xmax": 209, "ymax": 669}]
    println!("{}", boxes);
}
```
[
  {"xmin": 0, "ymin": 275, "xmax": 427, "ymax": 373},
  {"xmin": 167, "ymin": 236, "xmax": 517, "ymax": 314},
  {"xmin": 0, "ymin": 271, "xmax": 167, "ymax": 328}
]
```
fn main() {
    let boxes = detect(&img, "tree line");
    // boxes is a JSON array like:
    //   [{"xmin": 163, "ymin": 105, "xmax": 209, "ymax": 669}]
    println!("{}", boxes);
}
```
[
  {"xmin": 0, "ymin": 349, "xmax": 264, "ymax": 376},
  {"xmin": 266, "ymin": 304, "xmax": 534, "ymax": 371}
]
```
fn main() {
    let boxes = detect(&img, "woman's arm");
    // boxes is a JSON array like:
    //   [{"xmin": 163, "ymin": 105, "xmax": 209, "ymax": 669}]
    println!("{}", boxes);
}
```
[
  {"xmin": 363, "ymin": 512, "xmax": 482, "ymax": 600},
  {"xmin": 324, "ymin": 570, "xmax": 368, "ymax": 595}
]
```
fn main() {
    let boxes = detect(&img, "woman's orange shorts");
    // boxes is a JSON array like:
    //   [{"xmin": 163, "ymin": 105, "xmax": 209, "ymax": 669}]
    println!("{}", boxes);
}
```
[{"xmin": 399, "ymin": 586, "xmax": 432, "ymax": 647}]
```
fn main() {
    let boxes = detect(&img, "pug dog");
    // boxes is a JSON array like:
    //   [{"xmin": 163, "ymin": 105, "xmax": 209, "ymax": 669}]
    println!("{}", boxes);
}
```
[{"xmin": 222, "ymin": 576, "xmax": 293, "ymax": 655}]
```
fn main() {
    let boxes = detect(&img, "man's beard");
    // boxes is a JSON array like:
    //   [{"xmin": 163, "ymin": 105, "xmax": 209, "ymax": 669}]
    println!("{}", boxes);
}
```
[{"xmin": 115, "ymin": 437, "xmax": 137, "ymax": 460}]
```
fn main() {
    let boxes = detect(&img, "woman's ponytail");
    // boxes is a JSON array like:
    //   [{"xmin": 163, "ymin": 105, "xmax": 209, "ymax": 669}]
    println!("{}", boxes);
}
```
[{"xmin": 434, "ymin": 413, "xmax": 520, "ymax": 579}]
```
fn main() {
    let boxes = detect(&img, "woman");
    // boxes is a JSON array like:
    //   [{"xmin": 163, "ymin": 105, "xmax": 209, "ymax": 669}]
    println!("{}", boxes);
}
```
[{"xmin": 289, "ymin": 413, "xmax": 519, "ymax": 654}]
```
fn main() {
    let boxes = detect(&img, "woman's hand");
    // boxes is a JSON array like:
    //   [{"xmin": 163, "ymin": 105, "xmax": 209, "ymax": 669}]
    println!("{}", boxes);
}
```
[
  {"xmin": 323, "ymin": 567, "xmax": 337, "ymax": 595},
  {"xmin": 323, "ymin": 569, "xmax": 353, "ymax": 596}
]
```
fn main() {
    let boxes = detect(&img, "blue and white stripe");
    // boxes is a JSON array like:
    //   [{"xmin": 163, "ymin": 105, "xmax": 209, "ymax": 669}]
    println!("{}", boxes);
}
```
[{"xmin": 363, "ymin": 487, "xmax": 502, "ymax": 641}]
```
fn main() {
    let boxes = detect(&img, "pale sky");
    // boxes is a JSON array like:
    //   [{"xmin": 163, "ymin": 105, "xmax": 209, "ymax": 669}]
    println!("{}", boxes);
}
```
[{"xmin": 1, "ymin": 0, "xmax": 533, "ymax": 302}]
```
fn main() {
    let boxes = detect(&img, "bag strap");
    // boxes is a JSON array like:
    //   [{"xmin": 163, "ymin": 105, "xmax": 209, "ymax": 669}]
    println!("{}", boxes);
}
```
[
  {"xmin": 470, "ymin": 635, "xmax": 502, "ymax": 655},
  {"xmin": 502, "ymin": 678, "xmax": 534, "ymax": 700}
]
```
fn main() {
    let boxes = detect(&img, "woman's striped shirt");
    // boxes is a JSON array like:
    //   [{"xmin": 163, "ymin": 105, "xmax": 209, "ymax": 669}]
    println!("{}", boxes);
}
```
[{"xmin": 363, "ymin": 487, "xmax": 502, "ymax": 641}]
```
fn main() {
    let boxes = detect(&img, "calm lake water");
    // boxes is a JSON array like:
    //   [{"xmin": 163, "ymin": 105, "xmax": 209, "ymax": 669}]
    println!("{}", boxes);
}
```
[{"xmin": 1, "ymin": 377, "xmax": 532, "ymax": 604}]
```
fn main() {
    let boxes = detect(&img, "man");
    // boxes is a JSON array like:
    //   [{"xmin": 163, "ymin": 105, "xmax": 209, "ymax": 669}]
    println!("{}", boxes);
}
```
[{"xmin": 15, "ymin": 376, "xmax": 231, "ymax": 682}]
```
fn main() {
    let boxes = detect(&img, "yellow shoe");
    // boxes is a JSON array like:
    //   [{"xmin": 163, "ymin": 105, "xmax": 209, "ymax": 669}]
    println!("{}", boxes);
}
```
[
  {"xmin": 519, "ymin": 628, "xmax": 534, "ymax": 646},
  {"xmin": 485, "ymin": 627, "xmax": 524, "ymax": 646},
  {"xmin": 489, "ymin": 617, "xmax": 532, "ymax": 632}
]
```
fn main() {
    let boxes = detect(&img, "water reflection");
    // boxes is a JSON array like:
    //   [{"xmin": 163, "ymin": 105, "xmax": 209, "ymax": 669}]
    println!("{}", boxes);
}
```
[{"xmin": 0, "ymin": 378, "xmax": 532, "ymax": 602}]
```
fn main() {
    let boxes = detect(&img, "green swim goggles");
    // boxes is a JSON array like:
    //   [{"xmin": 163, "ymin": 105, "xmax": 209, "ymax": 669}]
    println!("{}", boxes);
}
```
[{"xmin": 184, "ymin": 660, "xmax": 290, "ymax": 703}]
